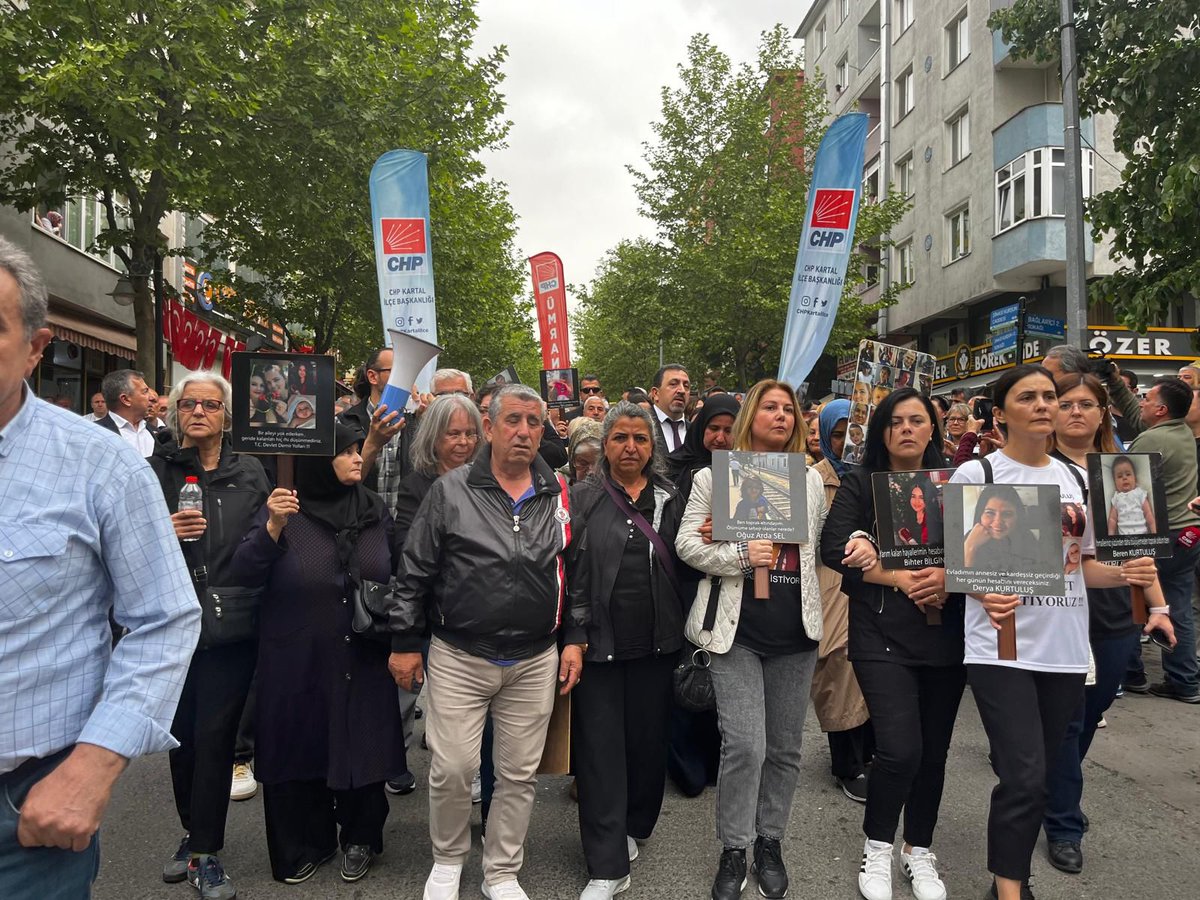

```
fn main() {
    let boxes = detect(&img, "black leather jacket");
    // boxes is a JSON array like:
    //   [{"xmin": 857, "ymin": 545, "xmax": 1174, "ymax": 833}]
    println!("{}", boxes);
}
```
[{"xmin": 393, "ymin": 444, "xmax": 589, "ymax": 659}]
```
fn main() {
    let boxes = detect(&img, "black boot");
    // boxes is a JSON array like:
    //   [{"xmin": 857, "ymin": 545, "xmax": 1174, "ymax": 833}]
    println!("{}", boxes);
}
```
[
  {"xmin": 752, "ymin": 836, "xmax": 788, "ymax": 899},
  {"xmin": 711, "ymin": 847, "xmax": 747, "ymax": 900}
]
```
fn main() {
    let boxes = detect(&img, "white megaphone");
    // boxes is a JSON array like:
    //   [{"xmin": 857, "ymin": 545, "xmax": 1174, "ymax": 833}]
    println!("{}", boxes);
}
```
[{"xmin": 379, "ymin": 328, "xmax": 443, "ymax": 415}]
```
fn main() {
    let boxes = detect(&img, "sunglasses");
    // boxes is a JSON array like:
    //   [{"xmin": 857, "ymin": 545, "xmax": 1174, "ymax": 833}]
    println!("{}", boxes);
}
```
[
  {"xmin": 580, "ymin": 386, "xmax": 602, "ymax": 394},
  {"xmin": 178, "ymin": 398, "xmax": 225, "ymax": 412}
]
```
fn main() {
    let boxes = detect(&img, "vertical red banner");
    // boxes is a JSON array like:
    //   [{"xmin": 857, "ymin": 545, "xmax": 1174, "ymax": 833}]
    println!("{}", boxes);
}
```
[{"xmin": 529, "ymin": 251, "xmax": 571, "ymax": 370}]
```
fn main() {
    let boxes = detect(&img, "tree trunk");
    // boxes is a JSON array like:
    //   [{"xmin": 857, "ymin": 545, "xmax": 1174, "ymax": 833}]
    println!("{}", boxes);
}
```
[{"xmin": 133, "ymin": 272, "xmax": 157, "ymax": 385}]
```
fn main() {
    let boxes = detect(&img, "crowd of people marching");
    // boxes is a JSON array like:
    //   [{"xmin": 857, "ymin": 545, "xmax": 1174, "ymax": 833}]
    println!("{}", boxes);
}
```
[{"xmin": 1, "ymin": 234, "xmax": 1196, "ymax": 900}]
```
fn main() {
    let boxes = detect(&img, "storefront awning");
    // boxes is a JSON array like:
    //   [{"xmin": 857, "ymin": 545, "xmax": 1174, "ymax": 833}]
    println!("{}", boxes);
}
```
[{"xmin": 46, "ymin": 309, "xmax": 137, "ymax": 360}]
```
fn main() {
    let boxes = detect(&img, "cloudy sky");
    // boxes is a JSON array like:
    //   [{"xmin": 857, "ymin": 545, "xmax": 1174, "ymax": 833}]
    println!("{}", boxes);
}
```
[{"xmin": 472, "ymin": 0, "xmax": 807, "ymax": 303}]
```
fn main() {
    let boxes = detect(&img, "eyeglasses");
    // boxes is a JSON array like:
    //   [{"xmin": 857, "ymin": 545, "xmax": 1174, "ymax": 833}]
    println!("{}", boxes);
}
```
[
  {"xmin": 946, "ymin": 415, "xmax": 967, "ymax": 423},
  {"xmin": 444, "ymin": 429, "xmax": 479, "ymax": 442},
  {"xmin": 1058, "ymin": 400, "xmax": 1100, "ymax": 413},
  {"xmin": 178, "ymin": 398, "xmax": 225, "ymax": 413},
  {"xmin": 580, "ymin": 386, "xmax": 602, "ymax": 394},
  {"xmin": 434, "ymin": 389, "xmax": 471, "ymax": 397}
]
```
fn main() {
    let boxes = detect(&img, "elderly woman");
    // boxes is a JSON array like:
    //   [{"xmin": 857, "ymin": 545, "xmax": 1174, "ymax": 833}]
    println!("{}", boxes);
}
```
[
  {"xmin": 230, "ymin": 423, "xmax": 405, "ymax": 886},
  {"xmin": 676, "ymin": 379, "xmax": 827, "ymax": 900},
  {"xmin": 565, "ymin": 419, "xmax": 603, "ymax": 484},
  {"xmin": 149, "ymin": 373, "xmax": 271, "ymax": 899},
  {"xmin": 567, "ymin": 402, "xmax": 689, "ymax": 900}
]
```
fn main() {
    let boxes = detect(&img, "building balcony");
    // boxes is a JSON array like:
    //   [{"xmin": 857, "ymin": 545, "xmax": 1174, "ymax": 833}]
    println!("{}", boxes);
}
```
[
  {"xmin": 993, "ymin": 102, "xmax": 1094, "ymax": 167},
  {"xmin": 992, "ymin": 217, "xmax": 1094, "ymax": 279}
]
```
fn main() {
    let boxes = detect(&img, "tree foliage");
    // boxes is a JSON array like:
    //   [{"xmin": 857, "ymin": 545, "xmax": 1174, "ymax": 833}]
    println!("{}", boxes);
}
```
[
  {"xmin": 574, "ymin": 28, "xmax": 909, "ymax": 392},
  {"xmin": 0, "ymin": 0, "xmax": 537, "ymax": 385},
  {"xmin": 990, "ymin": 0, "xmax": 1200, "ymax": 331}
]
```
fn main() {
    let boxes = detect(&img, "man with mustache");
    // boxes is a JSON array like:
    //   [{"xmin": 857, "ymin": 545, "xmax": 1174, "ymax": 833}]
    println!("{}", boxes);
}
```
[{"xmin": 649, "ymin": 364, "xmax": 691, "ymax": 453}]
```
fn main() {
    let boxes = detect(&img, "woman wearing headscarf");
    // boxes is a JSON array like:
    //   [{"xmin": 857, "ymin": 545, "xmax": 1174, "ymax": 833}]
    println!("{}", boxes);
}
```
[
  {"xmin": 230, "ymin": 423, "xmax": 405, "ymax": 886},
  {"xmin": 663, "ymin": 393, "xmax": 739, "ymax": 797},
  {"xmin": 809, "ymin": 400, "xmax": 873, "ymax": 805},
  {"xmin": 565, "ymin": 418, "xmax": 604, "ymax": 484}
]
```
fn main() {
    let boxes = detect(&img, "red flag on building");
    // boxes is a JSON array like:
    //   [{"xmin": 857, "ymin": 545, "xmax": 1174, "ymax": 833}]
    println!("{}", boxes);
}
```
[{"xmin": 529, "ymin": 252, "xmax": 571, "ymax": 370}]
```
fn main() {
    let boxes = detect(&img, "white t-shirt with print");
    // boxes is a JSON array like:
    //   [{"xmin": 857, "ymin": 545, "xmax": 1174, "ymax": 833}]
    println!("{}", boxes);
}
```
[{"xmin": 951, "ymin": 452, "xmax": 1093, "ymax": 674}]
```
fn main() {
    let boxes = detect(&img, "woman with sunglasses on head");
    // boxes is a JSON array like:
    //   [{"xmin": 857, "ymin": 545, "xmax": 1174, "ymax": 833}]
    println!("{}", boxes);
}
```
[
  {"xmin": 149, "ymin": 373, "xmax": 272, "ymax": 899},
  {"xmin": 1039, "ymin": 372, "xmax": 1175, "ymax": 876},
  {"xmin": 676, "ymin": 380, "xmax": 826, "ymax": 900},
  {"xmin": 820, "ymin": 389, "xmax": 963, "ymax": 900},
  {"xmin": 948, "ymin": 364, "xmax": 1171, "ymax": 900}
]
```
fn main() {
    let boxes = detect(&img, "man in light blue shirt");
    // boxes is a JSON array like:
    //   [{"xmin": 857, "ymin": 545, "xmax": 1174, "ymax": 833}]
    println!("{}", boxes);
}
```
[{"xmin": 0, "ymin": 237, "xmax": 200, "ymax": 899}]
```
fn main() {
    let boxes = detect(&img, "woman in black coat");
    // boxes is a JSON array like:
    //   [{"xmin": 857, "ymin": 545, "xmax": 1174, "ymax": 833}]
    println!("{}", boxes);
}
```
[
  {"xmin": 150, "ymin": 373, "xmax": 271, "ymax": 898},
  {"xmin": 566, "ymin": 401, "xmax": 689, "ymax": 899},
  {"xmin": 230, "ymin": 422, "xmax": 405, "ymax": 886}
]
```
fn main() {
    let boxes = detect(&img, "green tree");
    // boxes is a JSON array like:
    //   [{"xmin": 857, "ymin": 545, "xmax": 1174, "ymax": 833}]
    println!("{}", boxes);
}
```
[
  {"xmin": 990, "ymin": 0, "xmax": 1200, "ymax": 330},
  {"xmin": 574, "ymin": 28, "xmax": 909, "ymax": 390}
]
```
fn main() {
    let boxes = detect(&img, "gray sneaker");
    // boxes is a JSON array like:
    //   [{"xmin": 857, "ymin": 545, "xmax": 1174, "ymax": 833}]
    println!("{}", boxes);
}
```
[
  {"xmin": 187, "ymin": 855, "xmax": 237, "ymax": 900},
  {"xmin": 162, "ymin": 834, "xmax": 190, "ymax": 883}
]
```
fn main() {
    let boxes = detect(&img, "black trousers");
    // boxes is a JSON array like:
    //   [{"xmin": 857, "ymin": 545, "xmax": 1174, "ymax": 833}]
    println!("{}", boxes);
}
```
[
  {"xmin": 967, "ymin": 664, "xmax": 1085, "ymax": 881},
  {"xmin": 827, "ymin": 720, "xmax": 875, "ymax": 780},
  {"xmin": 853, "ymin": 660, "xmax": 965, "ymax": 848},
  {"xmin": 234, "ymin": 669, "xmax": 256, "ymax": 763},
  {"xmin": 169, "ymin": 640, "xmax": 258, "ymax": 853},
  {"xmin": 262, "ymin": 780, "xmax": 389, "ymax": 881},
  {"xmin": 574, "ymin": 655, "xmax": 674, "ymax": 880}
]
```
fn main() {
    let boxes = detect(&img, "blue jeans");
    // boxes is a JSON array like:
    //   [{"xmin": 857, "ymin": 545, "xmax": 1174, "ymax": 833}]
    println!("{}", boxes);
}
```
[
  {"xmin": 1044, "ymin": 632, "xmax": 1140, "ymax": 843},
  {"xmin": 1126, "ymin": 536, "xmax": 1200, "ymax": 692},
  {"xmin": 0, "ymin": 749, "xmax": 101, "ymax": 900}
]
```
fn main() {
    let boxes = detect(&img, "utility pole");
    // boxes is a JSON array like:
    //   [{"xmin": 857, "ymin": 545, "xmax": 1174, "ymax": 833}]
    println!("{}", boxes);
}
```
[{"xmin": 1059, "ymin": 0, "xmax": 1089, "ymax": 350}]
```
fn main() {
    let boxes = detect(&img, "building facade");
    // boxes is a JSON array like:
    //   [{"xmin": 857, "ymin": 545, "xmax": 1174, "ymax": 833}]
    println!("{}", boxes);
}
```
[{"xmin": 797, "ymin": 0, "xmax": 1198, "ymax": 393}]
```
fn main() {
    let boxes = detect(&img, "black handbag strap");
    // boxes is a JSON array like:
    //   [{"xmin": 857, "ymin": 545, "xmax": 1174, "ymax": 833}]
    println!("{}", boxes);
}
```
[
  {"xmin": 601, "ymin": 477, "xmax": 680, "ymax": 593},
  {"xmin": 701, "ymin": 576, "xmax": 720, "ymax": 631},
  {"xmin": 979, "ymin": 456, "xmax": 993, "ymax": 484}
]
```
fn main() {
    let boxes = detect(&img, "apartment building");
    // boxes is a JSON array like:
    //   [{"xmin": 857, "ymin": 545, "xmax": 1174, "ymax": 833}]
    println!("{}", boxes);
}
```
[{"xmin": 797, "ymin": 0, "xmax": 1198, "ymax": 393}]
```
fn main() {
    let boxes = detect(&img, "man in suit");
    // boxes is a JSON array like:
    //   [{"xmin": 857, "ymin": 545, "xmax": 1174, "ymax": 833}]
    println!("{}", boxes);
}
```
[
  {"xmin": 649, "ymin": 363, "xmax": 691, "ymax": 454},
  {"xmin": 95, "ymin": 369, "xmax": 155, "ymax": 457}
]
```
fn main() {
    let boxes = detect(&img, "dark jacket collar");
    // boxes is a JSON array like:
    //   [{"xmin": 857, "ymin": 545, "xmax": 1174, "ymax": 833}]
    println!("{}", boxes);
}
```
[
  {"xmin": 152, "ymin": 433, "xmax": 242, "ymax": 479},
  {"xmin": 467, "ymin": 442, "xmax": 561, "ymax": 495}
]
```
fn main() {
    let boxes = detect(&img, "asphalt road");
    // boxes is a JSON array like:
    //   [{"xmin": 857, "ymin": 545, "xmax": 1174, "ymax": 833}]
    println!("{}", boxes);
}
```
[{"xmin": 94, "ymin": 647, "xmax": 1200, "ymax": 900}]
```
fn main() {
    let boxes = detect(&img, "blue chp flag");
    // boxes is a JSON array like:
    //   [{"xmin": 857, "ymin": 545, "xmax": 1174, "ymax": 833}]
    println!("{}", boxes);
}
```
[
  {"xmin": 370, "ymin": 150, "xmax": 440, "ymax": 397},
  {"xmin": 778, "ymin": 113, "xmax": 870, "ymax": 388}
]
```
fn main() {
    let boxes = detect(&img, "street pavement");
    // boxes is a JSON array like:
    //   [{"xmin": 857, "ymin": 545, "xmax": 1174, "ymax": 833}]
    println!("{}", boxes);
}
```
[{"xmin": 95, "ymin": 648, "xmax": 1200, "ymax": 900}]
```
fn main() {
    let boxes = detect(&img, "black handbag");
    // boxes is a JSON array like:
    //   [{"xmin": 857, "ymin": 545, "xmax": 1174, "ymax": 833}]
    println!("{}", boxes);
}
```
[
  {"xmin": 198, "ymin": 586, "xmax": 261, "ymax": 649},
  {"xmin": 673, "ymin": 575, "xmax": 721, "ymax": 712},
  {"xmin": 350, "ymin": 575, "xmax": 394, "ymax": 642}
]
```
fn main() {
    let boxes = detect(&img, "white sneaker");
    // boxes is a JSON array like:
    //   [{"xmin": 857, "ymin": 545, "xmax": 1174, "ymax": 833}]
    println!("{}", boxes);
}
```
[
  {"xmin": 900, "ymin": 848, "xmax": 946, "ymax": 900},
  {"xmin": 424, "ymin": 863, "xmax": 463, "ymax": 900},
  {"xmin": 580, "ymin": 876, "xmax": 631, "ymax": 899},
  {"xmin": 481, "ymin": 879, "xmax": 529, "ymax": 900},
  {"xmin": 627, "ymin": 836, "xmax": 639, "ymax": 861},
  {"xmin": 230, "ymin": 762, "xmax": 257, "ymax": 801},
  {"xmin": 472, "ymin": 772, "xmax": 483, "ymax": 804},
  {"xmin": 858, "ymin": 839, "xmax": 893, "ymax": 900}
]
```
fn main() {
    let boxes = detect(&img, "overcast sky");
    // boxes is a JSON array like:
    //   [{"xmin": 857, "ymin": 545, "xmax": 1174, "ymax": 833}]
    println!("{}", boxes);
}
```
[{"xmin": 472, "ymin": 0, "xmax": 806, "ymax": 306}]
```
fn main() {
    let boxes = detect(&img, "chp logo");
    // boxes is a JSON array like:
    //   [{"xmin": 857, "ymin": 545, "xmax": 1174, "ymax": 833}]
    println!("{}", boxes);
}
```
[
  {"xmin": 806, "ymin": 189, "xmax": 856, "ymax": 252},
  {"xmin": 381, "ymin": 218, "xmax": 428, "ymax": 274}
]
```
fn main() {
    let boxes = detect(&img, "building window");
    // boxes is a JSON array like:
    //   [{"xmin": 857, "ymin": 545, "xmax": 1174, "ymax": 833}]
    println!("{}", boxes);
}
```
[
  {"xmin": 897, "ymin": 239, "xmax": 915, "ymax": 284},
  {"xmin": 31, "ymin": 196, "xmax": 127, "ymax": 271},
  {"xmin": 994, "ymin": 147, "xmax": 1096, "ymax": 234},
  {"xmin": 864, "ymin": 261, "xmax": 880, "ymax": 288},
  {"xmin": 837, "ymin": 0, "xmax": 850, "ymax": 25},
  {"xmin": 863, "ymin": 160, "xmax": 881, "ymax": 204},
  {"xmin": 947, "ymin": 106, "xmax": 970, "ymax": 166},
  {"xmin": 836, "ymin": 55, "xmax": 850, "ymax": 92},
  {"xmin": 946, "ymin": 7, "xmax": 970, "ymax": 70},
  {"xmin": 814, "ymin": 18, "xmax": 827, "ymax": 55},
  {"xmin": 896, "ymin": 0, "xmax": 914, "ymax": 34},
  {"xmin": 896, "ymin": 152, "xmax": 914, "ymax": 197},
  {"xmin": 947, "ymin": 204, "xmax": 971, "ymax": 262},
  {"xmin": 896, "ymin": 66, "xmax": 914, "ymax": 120}
]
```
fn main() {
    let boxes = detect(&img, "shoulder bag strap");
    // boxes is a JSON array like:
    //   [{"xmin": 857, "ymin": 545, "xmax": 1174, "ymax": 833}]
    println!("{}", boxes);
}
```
[
  {"xmin": 600, "ymin": 477, "xmax": 680, "ymax": 594},
  {"xmin": 979, "ymin": 456, "xmax": 994, "ymax": 484}
]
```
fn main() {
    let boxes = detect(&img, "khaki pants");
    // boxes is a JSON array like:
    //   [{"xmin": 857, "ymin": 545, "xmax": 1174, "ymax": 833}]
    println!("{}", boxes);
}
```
[{"xmin": 426, "ymin": 636, "xmax": 558, "ymax": 884}]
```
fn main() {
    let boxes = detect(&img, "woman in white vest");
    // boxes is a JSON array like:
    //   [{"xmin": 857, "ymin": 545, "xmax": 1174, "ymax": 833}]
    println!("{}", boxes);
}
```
[{"xmin": 676, "ymin": 379, "xmax": 825, "ymax": 900}]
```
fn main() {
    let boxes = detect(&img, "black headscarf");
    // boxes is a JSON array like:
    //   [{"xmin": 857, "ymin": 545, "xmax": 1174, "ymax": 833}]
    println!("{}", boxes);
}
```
[
  {"xmin": 667, "ymin": 393, "xmax": 741, "ymax": 496},
  {"xmin": 294, "ymin": 422, "xmax": 386, "ymax": 569}
]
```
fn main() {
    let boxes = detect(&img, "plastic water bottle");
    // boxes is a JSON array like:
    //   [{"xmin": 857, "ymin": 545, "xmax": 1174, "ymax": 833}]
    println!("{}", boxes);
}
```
[{"xmin": 178, "ymin": 476, "xmax": 204, "ymax": 542}]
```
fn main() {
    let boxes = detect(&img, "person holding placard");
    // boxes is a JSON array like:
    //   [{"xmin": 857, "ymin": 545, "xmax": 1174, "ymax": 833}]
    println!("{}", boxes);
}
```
[
  {"xmin": 948, "ymin": 365, "xmax": 1170, "ymax": 900},
  {"xmin": 820, "ymin": 388, "xmax": 962, "ymax": 900},
  {"xmin": 675, "ymin": 380, "xmax": 825, "ymax": 900}
]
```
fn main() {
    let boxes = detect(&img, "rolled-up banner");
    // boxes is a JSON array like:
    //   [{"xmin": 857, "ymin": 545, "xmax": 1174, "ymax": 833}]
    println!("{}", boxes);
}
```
[
  {"xmin": 777, "ymin": 112, "xmax": 870, "ymax": 388},
  {"xmin": 369, "ymin": 150, "xmax": 440, "ymax": 394},
  {"xmin": 529, "ymin": 251, "xmax": 571, "ymax": 369},
  {"xmin": 379, "ymin": 328, "xmax": 443, "ymax": 416}
]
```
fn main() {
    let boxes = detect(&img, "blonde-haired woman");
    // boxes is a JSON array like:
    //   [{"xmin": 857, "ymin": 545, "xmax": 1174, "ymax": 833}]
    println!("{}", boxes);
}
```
[{"xmin": 676, "ymin": 379, "xmax": 826, "ymax": 900}]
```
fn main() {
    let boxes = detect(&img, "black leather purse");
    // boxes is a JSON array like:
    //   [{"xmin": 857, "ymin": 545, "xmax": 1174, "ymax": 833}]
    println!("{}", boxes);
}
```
[
  {"xmin": 350, "ymin": 575, "xmax": 393, "ymax": 642},
  {"xmin": 198, "ymin": 586, "xmax": 261, "ymax": 649},
  {"xmin": 673, "ymin": 576, "xmax": 721, "ymax": 712}
]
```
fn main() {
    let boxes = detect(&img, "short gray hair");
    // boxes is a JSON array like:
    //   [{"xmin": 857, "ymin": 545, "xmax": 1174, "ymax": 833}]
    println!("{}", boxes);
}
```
[
  {"xmin": 431, "ymin": 368, "xmax": 474, "ymax": 395},
  {"xmin": 1044, "ymin": 344, "xmax": 1090, "ymax": 374},
  {"xmin": 101, "ymin": 369, "xmax": 145, "ymax": 408},
  {"xmin": 0, "ymin": 236, "xmax": 48, "ymax": 338},
  {"xmin": 600, "ymin": 400, "xmax": 664, "ymax": 477},
  {"xmin": 948, "ymin": 402, "xmax": 971, "ymax": 420},
  {"xmin": 409, "ymin": 393, "xmax": 482, "ymax": 477},
  {"xmin": 487, "ymin": 383, "xmax": 546, "ymax": 421},
  {"xmin": 166, "ymin": 371, "xmax": 233, "ymax": 442}
]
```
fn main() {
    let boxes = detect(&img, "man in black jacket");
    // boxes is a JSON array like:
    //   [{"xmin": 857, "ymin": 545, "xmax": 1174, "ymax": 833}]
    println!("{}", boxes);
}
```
[{"xmin": 392, "ymin": 383, "xmax": 587, "ymax": 900}]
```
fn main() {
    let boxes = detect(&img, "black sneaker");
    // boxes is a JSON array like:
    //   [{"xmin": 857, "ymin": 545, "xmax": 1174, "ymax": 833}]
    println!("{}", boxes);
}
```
[
  {"xmin": 163, "ymin": 833, "xmax": 190, "ymax": 883},
  {"xmin": 711, "ymin": 847, "xmax": 747, "ymax": 900},
  {"xmin": 1148, "ymin": 681, "xmax": 1200, "ymax": 703},
  {"xmin": 385, "ymin": 770, "xmax": 417, "ymax": 794},
  {"xmin": 283, "ymin": 847, "xmax": 337, "ymax": 885},
  {"xmin": 187, "ymin": 855, "xmax": 237, "ymax": 900},
  {"xmin": 836, "ymin": 773, "xmax": 868, "ymax": 803},
  {"xmin": 340, "ymin": 844, "xmax": 374, "ymax": 882},
  {"xmin": 752, "ymin": 836, "xmax": 788, "ymax": 899},
  {"xmin": 987, "ymin": 877, "xmax": 1036, "ymax": 899},
  {"xmin": 1122, "ymin": 675, "xmax": 1150, "ymax": 694},
  {"xmin": 1047, "ymin": 840, "xmax": 1082, "ymax": 874}
]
